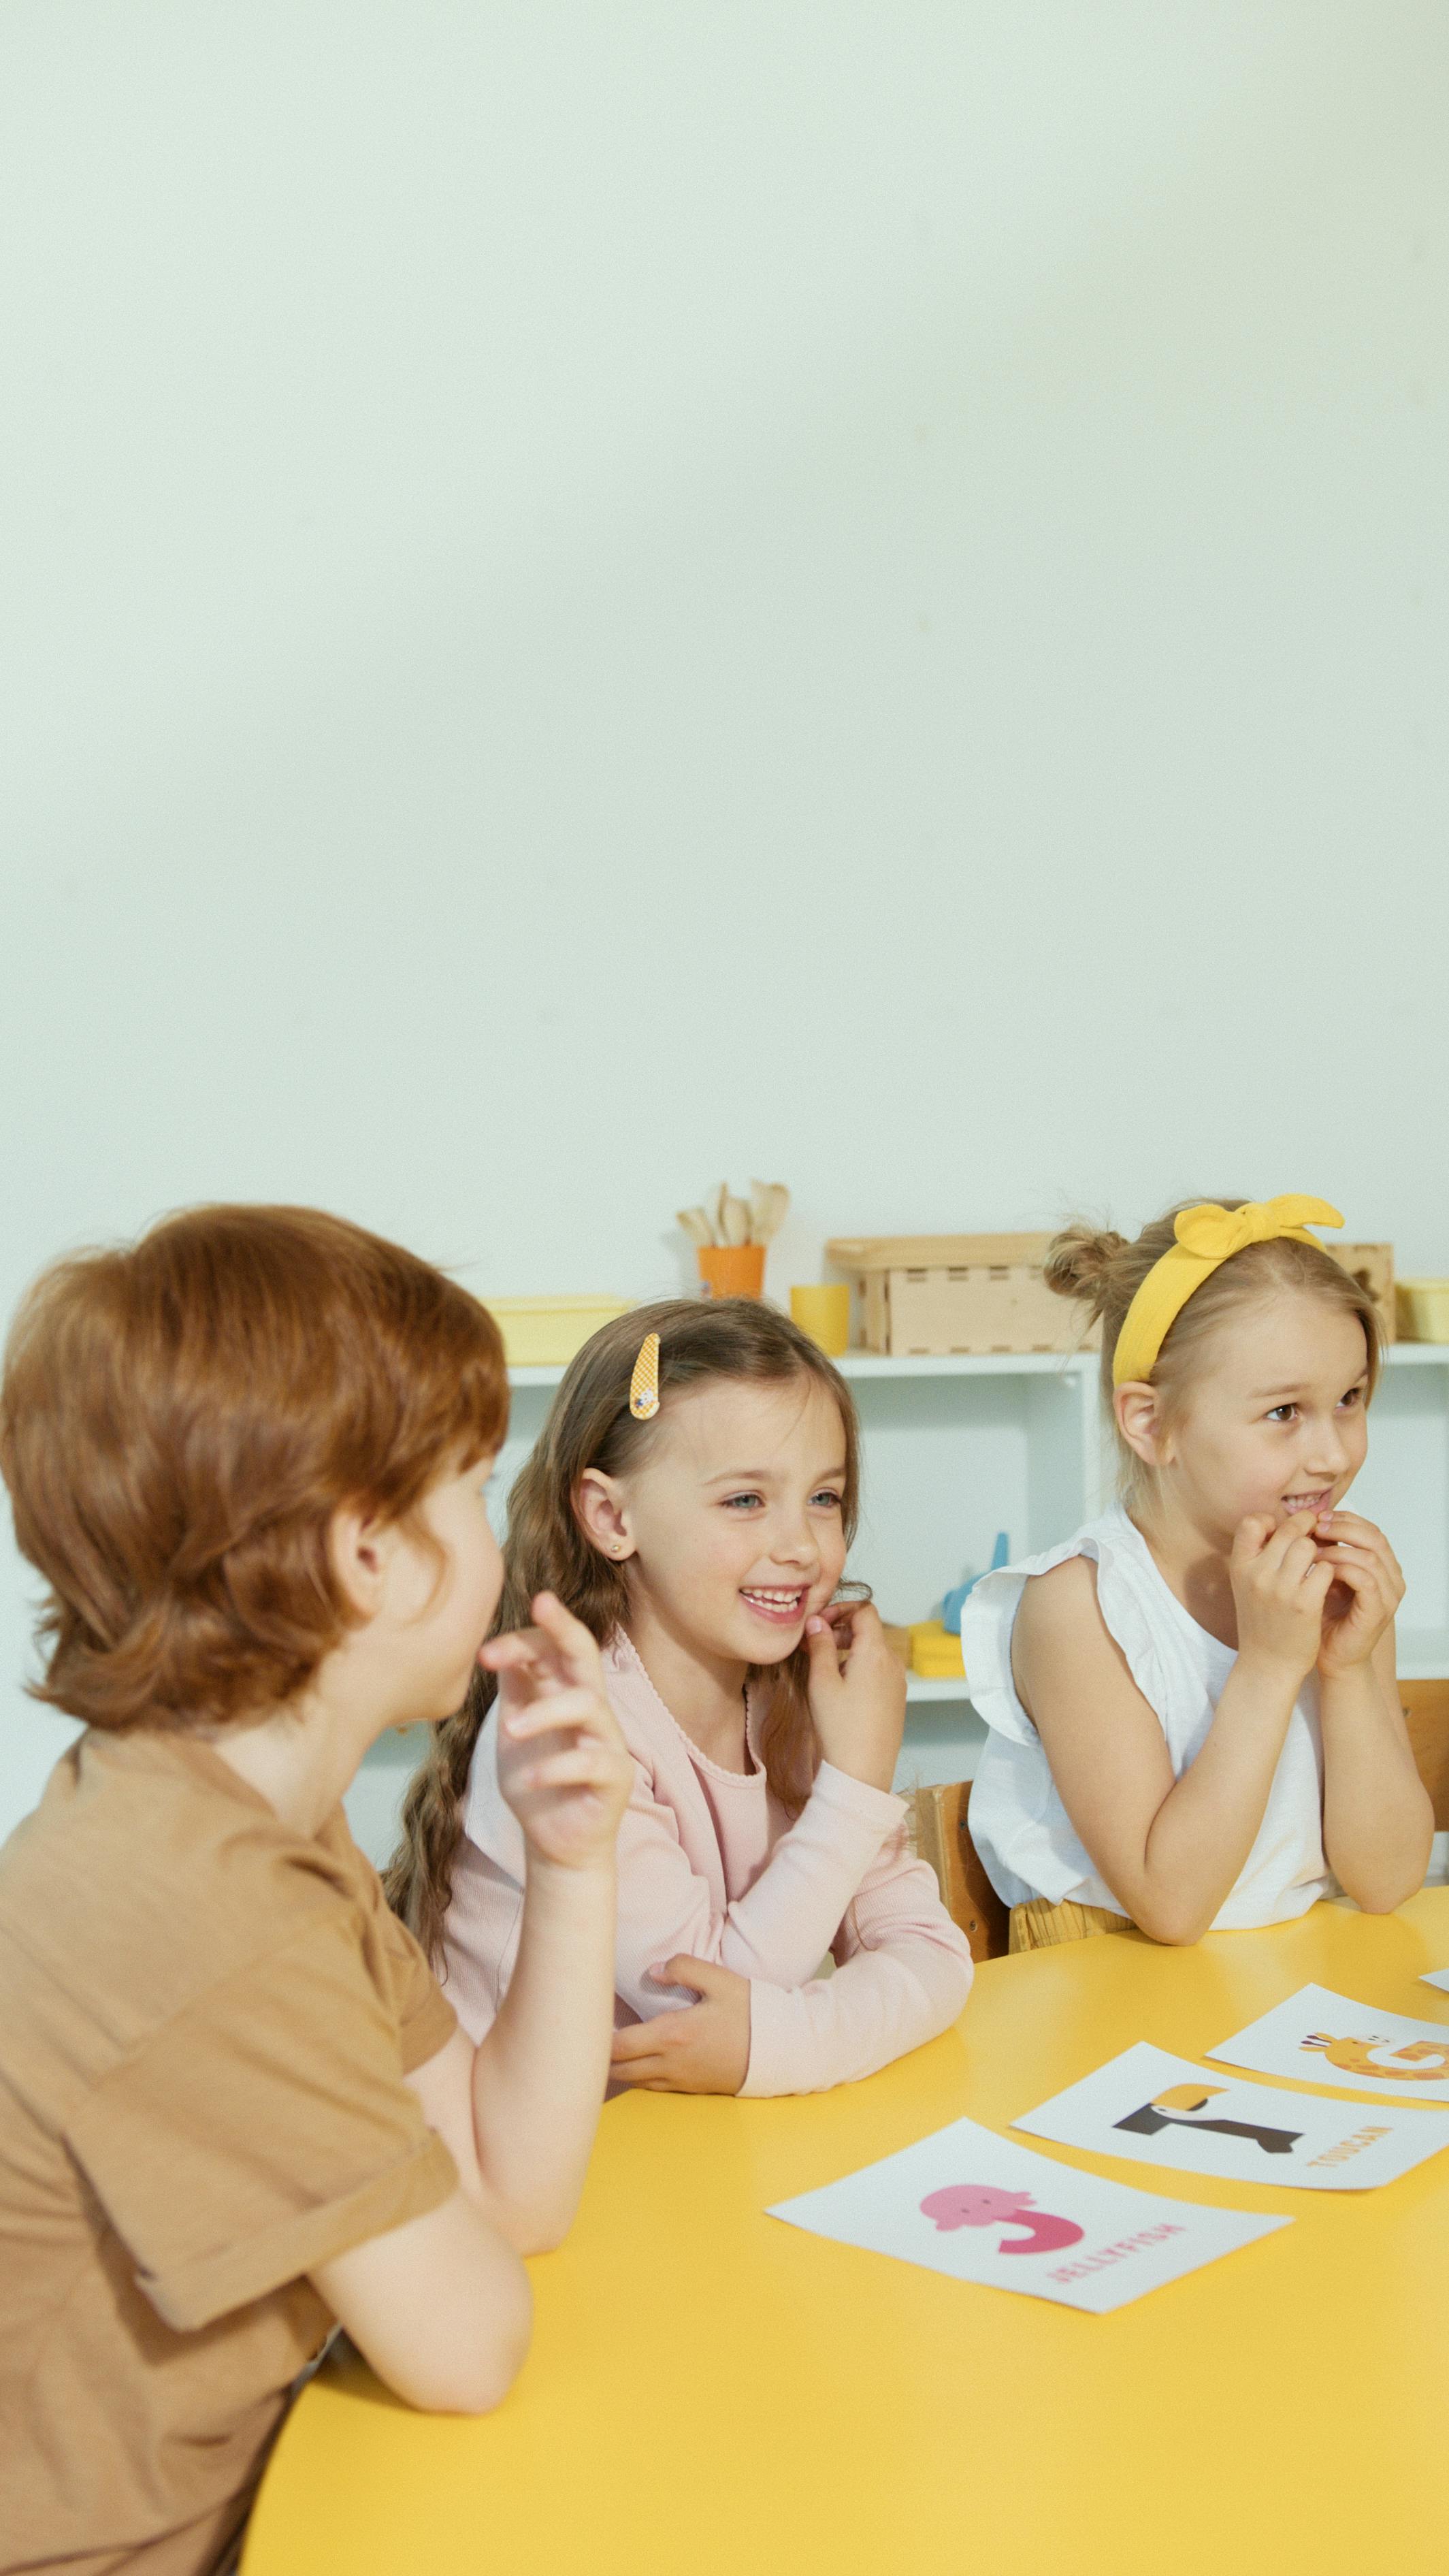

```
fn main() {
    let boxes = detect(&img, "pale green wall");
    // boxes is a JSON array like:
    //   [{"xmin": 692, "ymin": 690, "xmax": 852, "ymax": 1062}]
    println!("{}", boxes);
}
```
[{"xmin": 3, "ymin": 1, "xmax": 1447, "ymax": 1838}]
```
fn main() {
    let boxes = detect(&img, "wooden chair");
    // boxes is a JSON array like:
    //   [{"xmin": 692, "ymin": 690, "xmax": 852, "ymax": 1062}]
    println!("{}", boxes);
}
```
[
  {"xmin": 1402, "ymin": 1679, "xmax": 1449, "ymax": 1829},
  {"xmin": 911, "ymin": 1780, "xmax": 1011, "ymax": 1961}
]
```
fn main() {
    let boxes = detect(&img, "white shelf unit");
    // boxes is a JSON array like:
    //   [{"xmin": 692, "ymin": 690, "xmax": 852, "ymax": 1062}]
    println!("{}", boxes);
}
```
[{"xmin": 345, "ymin": 1340, "xmax": 1449, "ymax": 1858}]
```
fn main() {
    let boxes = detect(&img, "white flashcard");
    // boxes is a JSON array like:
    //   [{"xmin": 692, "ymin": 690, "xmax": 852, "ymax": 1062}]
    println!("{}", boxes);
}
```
[
  {"xmin": 1420, "ymin": 1968, "xmax": 1449, "ymax": 1995},
  {"xmin": 766, "ymin": 2115, "xmax": 1288, "ymax": 2315},
  {"xmin": 1013, "ymin": 2042, "xmax": 1449, "ymax": 2190},
  {"xmin": 1207, "ymin": 1983, "xmax": 1449, "ymax": 2103}
]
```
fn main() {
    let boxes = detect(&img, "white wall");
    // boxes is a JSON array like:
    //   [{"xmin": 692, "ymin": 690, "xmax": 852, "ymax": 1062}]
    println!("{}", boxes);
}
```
[{"xmin": 3, "ymin": 1, "xmax": 1446, "ymax": 1838}]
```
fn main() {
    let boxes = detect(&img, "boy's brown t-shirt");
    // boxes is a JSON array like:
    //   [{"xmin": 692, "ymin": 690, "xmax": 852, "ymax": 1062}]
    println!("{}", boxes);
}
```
[{"xmin": 0, "ymin": 1728, "xmax": 458, "ymax": 2576}]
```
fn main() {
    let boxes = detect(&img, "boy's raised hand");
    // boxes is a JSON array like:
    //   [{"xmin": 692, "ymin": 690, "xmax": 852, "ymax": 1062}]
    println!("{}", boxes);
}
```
[
  {"xmin": 483, "ymin": 1593, "xmax": 633, "ymax": 1870},
  {"xmin": 1312, "ymin": 1511, "xmax": 1405, "ymax": 1678},
  {"xmin": 1229, "ymin": 1511, "xmax": 1334, "ymax": 1685},
  {"xmin": 803, "ymin": 1598, "xmax": 906, "ymax": 1794}
]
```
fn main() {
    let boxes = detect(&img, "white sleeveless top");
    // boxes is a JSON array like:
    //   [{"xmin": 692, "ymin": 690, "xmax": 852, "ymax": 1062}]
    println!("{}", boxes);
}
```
[{"xmin": 962, "ymin": 1502, "xmax": 1332, "ymax": 1929}]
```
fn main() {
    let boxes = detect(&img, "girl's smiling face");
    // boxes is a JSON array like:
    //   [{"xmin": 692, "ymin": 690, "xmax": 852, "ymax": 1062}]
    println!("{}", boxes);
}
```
[
  {"xmin": 577, "ymin": 1373, "xmax": 849, "ymax": 1666},
  {"xmin": 1133, "ymin": 1291, "xmax": 1371, "ymax": 1545}
]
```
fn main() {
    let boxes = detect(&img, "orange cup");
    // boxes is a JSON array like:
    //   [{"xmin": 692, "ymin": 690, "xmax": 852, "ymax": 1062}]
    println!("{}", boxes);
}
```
[{"xmin": 696, "ymin": 1244, "xmax": 766, "ymax": 1299}]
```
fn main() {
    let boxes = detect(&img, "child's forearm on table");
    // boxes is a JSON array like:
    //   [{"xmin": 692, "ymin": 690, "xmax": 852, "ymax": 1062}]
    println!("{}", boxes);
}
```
[
  {"xmin": 741, "ymin": 1935, "xmax": 971, "ymax": 2095},
  {"xmin": 470, "ymin": 1850, "xmax": 618, "ymax": 2249},
  {"xmin": 1320, "ymin": 1664, "xmax": 1434, "ymax": 1910},
  {"xmin": 618, "ymin": 1769, "xmax": 899, "ymax": 2002},
  {"xmin": 1126, "ymin": 1655, "xmax": 1302, "ymax": 1942}
]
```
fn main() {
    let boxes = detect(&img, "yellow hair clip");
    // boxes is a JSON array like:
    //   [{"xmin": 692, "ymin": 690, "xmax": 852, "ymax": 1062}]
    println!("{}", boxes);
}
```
[{"xmin": 629, "ymin": 1332, "xmax": 661, "ymax": 1420}]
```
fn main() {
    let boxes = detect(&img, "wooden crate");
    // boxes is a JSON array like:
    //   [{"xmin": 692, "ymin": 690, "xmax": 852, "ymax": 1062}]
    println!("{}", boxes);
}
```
[
  {"xmin": 826, "ymin": 1233, "xmax": 1098, "ymax": 1357},
  {"xmin": 1331, "ymin": 1241, "xmax": 1395, "ymax": 1345},
  {"xmin": 828, "ymin": 1231, "xmax": 1393, "ymax": 1358}
]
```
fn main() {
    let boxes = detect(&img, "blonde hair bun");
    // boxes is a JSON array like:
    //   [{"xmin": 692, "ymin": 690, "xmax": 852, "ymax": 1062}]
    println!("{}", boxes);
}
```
[{"xmin": 1043, "ymin": 1223, "xmax": 1131, "ymax": 1317}]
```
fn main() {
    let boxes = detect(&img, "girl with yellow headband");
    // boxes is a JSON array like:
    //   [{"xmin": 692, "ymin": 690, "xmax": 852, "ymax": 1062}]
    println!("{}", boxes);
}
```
[{"xmin": 964, "ymin": 1196, "xmax": 1433, "ymax": 1950}]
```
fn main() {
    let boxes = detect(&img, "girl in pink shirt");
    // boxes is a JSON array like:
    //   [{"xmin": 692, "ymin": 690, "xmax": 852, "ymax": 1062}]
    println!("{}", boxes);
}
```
[{"xmin": 388, "ymin": 1300, "xmax": 973, "ymax": 2095}]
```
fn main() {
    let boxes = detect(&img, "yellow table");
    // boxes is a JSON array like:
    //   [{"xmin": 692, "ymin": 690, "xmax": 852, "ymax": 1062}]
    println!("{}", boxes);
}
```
[{"xmin": 244, "ymin": 1891, "xmax": 1449, "ymax": 2576}]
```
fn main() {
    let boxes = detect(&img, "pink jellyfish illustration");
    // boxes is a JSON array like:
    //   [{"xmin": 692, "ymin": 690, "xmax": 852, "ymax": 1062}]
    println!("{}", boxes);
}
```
[{"xmin": 919, "ymin": 2183, "xmax": 1084, "ymax": 2256}]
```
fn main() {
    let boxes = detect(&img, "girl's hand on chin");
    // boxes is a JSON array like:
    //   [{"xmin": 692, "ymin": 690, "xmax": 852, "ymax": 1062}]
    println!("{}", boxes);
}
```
[
  {"xmin": 1312, "ymin": 1512, "xmax": 1405, "ymax": 1679},
  {"xmin": 1229, "ymin": 1512, "xmax": 1335, "ymax": 1686},
  {"xmin": 485, "ymin": 1592, "xmax": 634, "ymax": 1869},
  {"xmin": 803, "ymin": 1600, "xmax": 906, "ymax": 1794}
]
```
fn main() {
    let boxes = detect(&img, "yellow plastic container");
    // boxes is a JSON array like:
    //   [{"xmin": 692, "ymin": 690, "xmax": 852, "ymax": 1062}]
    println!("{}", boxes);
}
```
[
  {"xmin": 907, "ymin": 1619, "xmax": 966, "ymax": 1680},
  {"xmin": 485, "ymin": 1297, "xmax": 632, "ymax": 1368},
  {"xmin": 790, "ymin": 1283, "xmax": 851, "ymax": 1355},
  {"xmin": 1396, "ymin": 1280, "xmax": 1449, "ymax": 1342}
]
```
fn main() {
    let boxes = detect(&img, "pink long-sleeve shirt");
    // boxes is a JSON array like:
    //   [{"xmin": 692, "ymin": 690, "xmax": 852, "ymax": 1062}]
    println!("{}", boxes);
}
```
[{"xmin": 442, "ymin": 1630, "xmax": 974, "ymax": 2096}]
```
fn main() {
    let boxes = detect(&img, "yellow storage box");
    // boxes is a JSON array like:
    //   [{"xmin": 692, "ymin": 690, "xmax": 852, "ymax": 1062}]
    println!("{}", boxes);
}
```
[
  {"xmin": 486, "ymin": 1297, "xmax": 633, "ymax": 1368},
  {"xmin": 1397, "ymin": 1280, "xmax": 1449, "ymax": 1344},
  {"xmin": 907, "ymin": 1620, "xmax": 966, "ymax": 1681}
]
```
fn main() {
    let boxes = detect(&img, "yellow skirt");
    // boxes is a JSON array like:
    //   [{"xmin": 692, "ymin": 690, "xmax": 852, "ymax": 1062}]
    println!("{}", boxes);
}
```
[{"xmin": 1009, "ymin": 1895, "xmax": 1133, "ymax": 1953}]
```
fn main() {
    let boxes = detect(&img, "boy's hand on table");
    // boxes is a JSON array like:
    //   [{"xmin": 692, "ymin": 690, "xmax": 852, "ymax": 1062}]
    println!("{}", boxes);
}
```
[
  {"xmin": 485, "ymin": 1592, "xmax": 633, "ymax": 1870},
  {"xmin": 609, "ymin": 1959, "xmax": 751, "ymax": 2094}
]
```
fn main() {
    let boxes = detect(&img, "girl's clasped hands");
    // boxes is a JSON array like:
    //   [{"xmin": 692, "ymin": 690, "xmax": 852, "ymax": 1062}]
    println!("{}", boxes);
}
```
[{"xmin": 1229, "ymin": 1507, "xmax": 1405, "ymax": 1685}]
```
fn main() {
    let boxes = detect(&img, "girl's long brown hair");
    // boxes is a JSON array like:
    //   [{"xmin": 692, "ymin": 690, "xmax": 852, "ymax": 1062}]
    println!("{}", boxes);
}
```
[{"xmin": 385, "ymin": 1295, "xmax": 862, "ymax": 1966}]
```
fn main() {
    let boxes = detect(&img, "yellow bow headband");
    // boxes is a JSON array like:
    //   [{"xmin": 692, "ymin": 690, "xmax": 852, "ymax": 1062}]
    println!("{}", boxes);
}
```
[{"xmin": 1111, "ymin": 1195, "xmax": 1344, "ymax": 1387}]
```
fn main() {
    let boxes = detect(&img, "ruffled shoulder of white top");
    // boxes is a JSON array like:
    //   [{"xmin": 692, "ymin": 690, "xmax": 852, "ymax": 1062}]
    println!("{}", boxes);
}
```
[{"xmin": 960, "ymin": 1503, "xmax": 1171, "ymax": 1748}]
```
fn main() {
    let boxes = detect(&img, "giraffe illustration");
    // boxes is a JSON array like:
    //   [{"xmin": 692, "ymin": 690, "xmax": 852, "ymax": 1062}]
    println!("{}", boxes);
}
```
[{"xmin": 1301, "ymin": 2031, "xmax": 1449, "ymax": 2082}]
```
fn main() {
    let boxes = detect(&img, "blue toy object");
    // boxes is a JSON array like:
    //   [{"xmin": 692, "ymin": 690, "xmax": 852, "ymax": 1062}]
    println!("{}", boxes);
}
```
[{"xmin": 941, "ymin": 1530, "xmax": 1011, "ymax": 1633}]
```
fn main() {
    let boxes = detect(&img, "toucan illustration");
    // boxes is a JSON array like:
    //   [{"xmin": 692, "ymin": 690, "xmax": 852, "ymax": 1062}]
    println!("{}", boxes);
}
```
[{"xmin": 1113, "ymin": 2082, "xmax": 1301, "ymax": 2156}]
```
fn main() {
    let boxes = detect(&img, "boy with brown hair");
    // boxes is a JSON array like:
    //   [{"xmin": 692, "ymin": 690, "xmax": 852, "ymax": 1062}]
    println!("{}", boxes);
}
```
[{"xmin": 0, "ymin": 1205, "xmax": 632, "ymax": 2576}]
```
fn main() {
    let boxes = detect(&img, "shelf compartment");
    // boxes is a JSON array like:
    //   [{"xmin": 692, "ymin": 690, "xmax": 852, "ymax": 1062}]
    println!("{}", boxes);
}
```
[
  {"xmin": 505, "ymin": 1349, "xmax": 1097, "ymax": 1391},
  {"xmin": 505, "ymin": 1338, "xmax": 1446, "ymax": 1394}
]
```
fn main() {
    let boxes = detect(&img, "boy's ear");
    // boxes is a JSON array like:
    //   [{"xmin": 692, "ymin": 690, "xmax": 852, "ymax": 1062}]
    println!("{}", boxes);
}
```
[
  {"xmin": 329, "ymin": 1506, "xmax": 395, "ymax": 1617},
  {"xmin": 574, "ymin": 1469, "xmax": 635, "ymax": 1564},
  {"xmin": 1114, "ymin": 1382, "xmax": 1172, "ymax": 1469}
]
